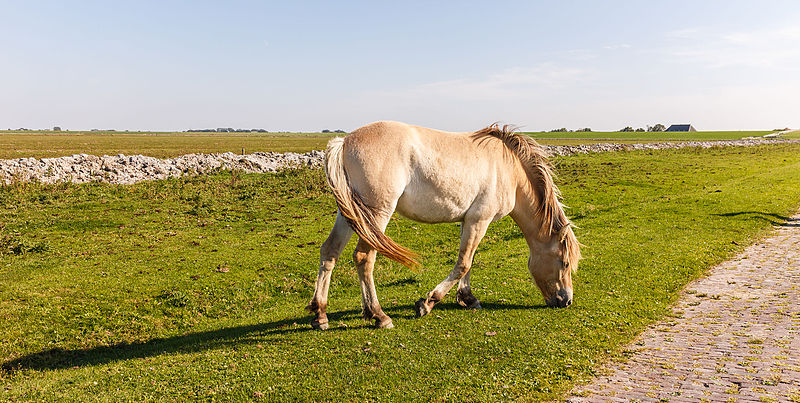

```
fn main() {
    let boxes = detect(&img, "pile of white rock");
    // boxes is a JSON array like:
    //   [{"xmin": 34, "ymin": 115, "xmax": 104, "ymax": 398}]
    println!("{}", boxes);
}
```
[
  {"xmin": 1, "ymin": 139, "xmax": 797, "ymax": 185},
  {"xmin": 542, "ymin": 138, "xmax": 800, "ymax": 156},
  {"xmin": 0, "ymin": 151, "xmax": 324, "ymax": 185}
]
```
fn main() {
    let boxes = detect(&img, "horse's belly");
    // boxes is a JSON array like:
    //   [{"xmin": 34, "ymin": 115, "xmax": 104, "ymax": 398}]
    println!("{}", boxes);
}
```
[{"xmin": 395, "ymin": 186, "xmax": 471, "ymax": 223}]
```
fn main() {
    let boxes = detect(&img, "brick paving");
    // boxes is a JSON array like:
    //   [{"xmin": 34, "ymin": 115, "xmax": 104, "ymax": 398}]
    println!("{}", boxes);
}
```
[{"xmin": 568, "ymin": 213, "xmax": 800, "ymax": 402}]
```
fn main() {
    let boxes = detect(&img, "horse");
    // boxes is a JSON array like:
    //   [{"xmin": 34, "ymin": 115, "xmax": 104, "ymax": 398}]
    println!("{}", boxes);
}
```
[{"xmin": 306, "ymin": 121, "xmax": 580, "ymax": 330}]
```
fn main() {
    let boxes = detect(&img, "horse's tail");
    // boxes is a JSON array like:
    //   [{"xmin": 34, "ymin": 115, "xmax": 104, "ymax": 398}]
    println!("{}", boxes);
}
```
[{"xmin": 324, "ymin": 137, "xmax": 419, "ymax": 268}]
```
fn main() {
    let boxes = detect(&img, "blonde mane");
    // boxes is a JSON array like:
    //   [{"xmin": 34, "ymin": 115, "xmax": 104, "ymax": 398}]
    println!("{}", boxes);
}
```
[{"xmin": 471, "ymin": 124, "xmax": 581, "ymax": 269}]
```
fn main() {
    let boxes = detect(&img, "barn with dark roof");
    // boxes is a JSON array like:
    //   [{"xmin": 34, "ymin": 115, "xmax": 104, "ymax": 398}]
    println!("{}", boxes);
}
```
[{"xmin": 666, "ymin": 124, "xmax": 696, "ymax": 132}]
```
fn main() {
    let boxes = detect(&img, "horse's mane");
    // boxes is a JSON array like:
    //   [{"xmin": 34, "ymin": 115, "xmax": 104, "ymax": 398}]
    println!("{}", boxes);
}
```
[{"xmin": 471, "ymin": 124, "xmax": 581, "ymax": 269}]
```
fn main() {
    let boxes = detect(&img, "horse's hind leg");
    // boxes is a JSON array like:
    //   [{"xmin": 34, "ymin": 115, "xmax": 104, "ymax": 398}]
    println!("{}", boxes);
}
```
[
  {"xmin": 307, "ymin": 212, "xmax": 354, "ymax": 330},
  {"xmin": 353, "ymin": 240, "xmax": 393, "ymax": 328},
  {"xmin": 415, "ymin": 217, "xmax": 490, "ymax": 317},
  {"xmin": 353, "ymin": 214, "xmax": 394, "ymax": 329}
]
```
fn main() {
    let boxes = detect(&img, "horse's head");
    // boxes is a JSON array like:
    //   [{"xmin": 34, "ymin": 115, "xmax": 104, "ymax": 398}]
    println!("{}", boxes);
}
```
[{"xmin": 528, "ymin": 225, "xmax": 580, "ymax": 308}]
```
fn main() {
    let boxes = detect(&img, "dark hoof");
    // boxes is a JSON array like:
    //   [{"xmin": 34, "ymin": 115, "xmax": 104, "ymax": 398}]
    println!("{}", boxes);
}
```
[
  {"xmin": 375, "ymin": 317, "xmax": 394, "ymax": 329},
  {"xmin": 414, "ymin": 298, "xmax": 432, "ymax": 317},
  {"xmin": 310, "ymin": 318, "xmax": 329, "ymax": 330},
  {"xmin": 456, "ymin": 291, "xmax": 482, "ymax": 309}
]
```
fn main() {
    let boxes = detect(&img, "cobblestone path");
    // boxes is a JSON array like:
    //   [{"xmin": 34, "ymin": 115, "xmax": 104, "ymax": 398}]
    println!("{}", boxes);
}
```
[{"xmin": 568, "ymin": 213, "xmax": 800, "ymax": 402}]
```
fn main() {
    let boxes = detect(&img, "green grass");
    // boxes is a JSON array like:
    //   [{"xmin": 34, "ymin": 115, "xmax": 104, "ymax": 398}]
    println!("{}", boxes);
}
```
[
  {"xmin": 526, "ymin": 130, "xmax": 773, "ymax": 141},
  {"xmin": 2, "ymin": 130, "xmax": 790, "ymax": 160},
  {"xmin": 781, "ymin": 130, "xmax": 800, "ymax": 139},
  {"xmin": 1, "ymin": 144, "xmax": 800, "ymax": 401},
  {"xmin": 0, "ymin": 131, "xmax": 337, "ymax": 159}
]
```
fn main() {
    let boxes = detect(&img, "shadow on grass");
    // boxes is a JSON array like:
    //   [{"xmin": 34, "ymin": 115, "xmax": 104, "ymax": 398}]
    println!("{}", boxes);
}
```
[
  {"xmin": 1, "ymin": 313, "xmax": 340, "ymax": 373},
  {"xmin": 431, "ymin": 302, "xmax": 548, "ymax": 312},
  {"xmin": 2, "ymin": 301, "xmax": 546, "ymax": 373},
  {"xmin": 713, "ymin": 211, "xmax": 799, "ymax": 227},
  {"xmin": 382, "ymin": 276, "xmax": 418, "ymax": 287}
]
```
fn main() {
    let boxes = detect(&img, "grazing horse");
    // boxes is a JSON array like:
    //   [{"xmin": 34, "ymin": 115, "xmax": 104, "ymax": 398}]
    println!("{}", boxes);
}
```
[{"xmin": 307, "ymin": 121, "xmax": 580, "ymax": 330}]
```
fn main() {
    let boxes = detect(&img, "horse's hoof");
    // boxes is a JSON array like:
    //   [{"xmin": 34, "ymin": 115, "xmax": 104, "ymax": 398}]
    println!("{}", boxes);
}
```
[
  {"xmin": 375, "ymin": 318, "xmax": 394, "ymax": 329},
  {"xmin": 457, "ymin": 293, "xmax": 482, "ymax": 309},
  {"xmin": 311, "ymin": 319, "xmax": 329, "ymax": 330},
  {"xmin": 414, "ymin": 298, "xmax": 431, "ymax": 317}
]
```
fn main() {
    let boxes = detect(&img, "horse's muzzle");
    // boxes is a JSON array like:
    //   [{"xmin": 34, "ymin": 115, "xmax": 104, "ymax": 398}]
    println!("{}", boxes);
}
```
[{"xmin": 547, "ymin": 289, "xmax": 573, "ymax": 308}]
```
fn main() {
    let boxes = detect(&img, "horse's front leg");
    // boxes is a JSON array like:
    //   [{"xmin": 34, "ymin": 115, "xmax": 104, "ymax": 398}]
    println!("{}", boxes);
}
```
[
  {"xmin": 456, "ymin": 268, "xmax": 482, "ymax": 309},
  {"xmin": 307, "ymin": 212, "xmax": 353, "ymax": 330},
  {"xmin": 415, "ymin": 218, "xmax": 490, "ymax": 317}
]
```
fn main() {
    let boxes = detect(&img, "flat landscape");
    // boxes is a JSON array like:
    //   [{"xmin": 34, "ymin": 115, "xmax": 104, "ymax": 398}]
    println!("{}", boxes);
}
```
[
  {"xmin": 2, "ymin": 143, "xmax": 799, "ymax": 401},
  {"xmin": 0, "ymin": 129, "xmax": 794, "ymax": 159},
  {"xmin": 0, "ymin": 131, "xmax": 334, "ymax": 160},
  {"xmin": 5, "ymin": 2, "xmax": 798, "ymax": 401},
  {"xmin": 527, "ymin": 130, "xmax": 784, "ymax": 140}
]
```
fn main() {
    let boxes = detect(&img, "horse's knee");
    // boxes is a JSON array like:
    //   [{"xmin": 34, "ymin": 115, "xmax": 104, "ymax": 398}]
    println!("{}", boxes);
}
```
[
  {"xmin": 320, "ymin": 239, "xmax": 340, "ymax": 262},
  {"xmin": 353, "ymin": 248, "xmax": 370, "ymax": 266}
]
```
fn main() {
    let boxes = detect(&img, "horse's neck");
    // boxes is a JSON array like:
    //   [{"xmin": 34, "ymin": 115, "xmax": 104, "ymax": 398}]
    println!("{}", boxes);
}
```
[{"xmin": 509, "ymin": 189, "xmax": 549, "ymax": 250}]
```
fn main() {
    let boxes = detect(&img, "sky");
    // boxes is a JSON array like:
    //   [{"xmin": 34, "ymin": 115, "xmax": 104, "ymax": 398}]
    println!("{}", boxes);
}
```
[{"xmin": 1, "ymin": 1, "xmax": 799, "ymax": 132}]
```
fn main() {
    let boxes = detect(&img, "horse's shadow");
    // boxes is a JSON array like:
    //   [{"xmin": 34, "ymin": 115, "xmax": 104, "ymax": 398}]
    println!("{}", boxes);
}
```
[
  {"xmin": 713, "ymin": 211, "xmax": 799, "ymax": 227},
  {"xmin": 1, "ymin": 301, "xmax": 544, "ymax": 373},
  {"xmin": 1, "ymin": 312, "xmax": 335, "ymax": 373}
]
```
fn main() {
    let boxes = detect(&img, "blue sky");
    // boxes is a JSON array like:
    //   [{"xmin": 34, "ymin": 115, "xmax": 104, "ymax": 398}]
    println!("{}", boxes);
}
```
[{"xmin": 2, "ymin": 1, "xmax": 799, "ymax": 131}]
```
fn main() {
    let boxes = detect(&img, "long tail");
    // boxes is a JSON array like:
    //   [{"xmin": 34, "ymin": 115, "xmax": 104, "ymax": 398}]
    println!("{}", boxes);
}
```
[{"xmin": 324, "ymin": 137, "xmax": 419, "ymax": 268}]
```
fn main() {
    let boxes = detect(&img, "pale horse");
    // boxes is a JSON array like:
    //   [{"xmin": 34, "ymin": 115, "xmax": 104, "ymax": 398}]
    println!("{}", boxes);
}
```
[{"xmin": 306, "ymin": 121, "xmax": 581, "ymax": 329}]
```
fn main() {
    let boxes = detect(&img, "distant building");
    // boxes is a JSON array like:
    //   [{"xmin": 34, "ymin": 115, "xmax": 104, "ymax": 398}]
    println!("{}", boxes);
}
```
[{"xmin": 666, "ymin": 124, "xmax": 697, "ymax": 132}]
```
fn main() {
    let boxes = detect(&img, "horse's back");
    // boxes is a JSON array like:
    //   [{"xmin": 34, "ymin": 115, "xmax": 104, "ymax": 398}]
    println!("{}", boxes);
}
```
[{"xmin": 342, "ymin": 121, "xmax": 519, "ymax": 223}]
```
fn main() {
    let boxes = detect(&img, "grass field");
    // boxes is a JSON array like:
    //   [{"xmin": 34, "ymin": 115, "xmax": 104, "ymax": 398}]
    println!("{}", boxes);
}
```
[
  {"xmin": 525, "ymin": 130, "xmax": 774, "ymax": 141},
  {"xmin": 0, "ymin": 129, "xmax": 792, "ymax": 159},
  {"xmin": 0, "ymin": 131, "xmax": 335, "ymax": 160},
  {"xmin": 2, "ymin": 144, "xmax": 800, "ymax": 401}
]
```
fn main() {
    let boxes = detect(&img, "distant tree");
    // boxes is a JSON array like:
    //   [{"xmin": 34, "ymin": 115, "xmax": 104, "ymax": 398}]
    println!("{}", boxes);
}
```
[
  {"xmin": 53, "ymin": 126, "xmax": 62, "ymax": 131},
  {"xmin": 635, "ymin": 128, "xmax": 645, "ymax": 132},
  {"xmin": 334, "ymin": 129, "xmax": 346, "ymax": 133},
  {"xmin": 549, "ymin": 128, "xmax": 569, "ymax": 132},
  {"xmin": 620, "ymin": 126, "xmax": 634, "ymax": 132},
  {"xmin": 321, "ymin": 129, "xmax": 331, "ymax": 133},
  {"xmin": 575, "ymin": 127, "xmax": 592, "ymax": 132},
  {"xmin": 648, "ymin": 124, "xmax": 666, "ymax": 132}
]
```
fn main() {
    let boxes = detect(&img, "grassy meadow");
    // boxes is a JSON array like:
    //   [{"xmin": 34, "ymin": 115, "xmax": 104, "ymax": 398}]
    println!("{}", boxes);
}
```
[
  {"xmin": 0, "ymin": 129, "xmax": 792, "ymax": 159},
  {"xmin": 1, "ymin": 143, "xmax": 800, "ymax": 401},
  {"xmin": 526, "ymin": 130, "xmax": 774, "ymax": 141},
  {"xmin": 0, "ymin": 131, "xmax": 335, "ymax": 160}
]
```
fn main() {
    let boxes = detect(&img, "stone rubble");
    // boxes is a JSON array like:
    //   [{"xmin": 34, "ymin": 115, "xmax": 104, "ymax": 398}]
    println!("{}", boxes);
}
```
[
  {"xmin": 1, "ymin": 139, "xmax": 797, "ymax": 185},
  {"xmin": 543, "ymin": 138, "xmax": 800, "ymax": 156},
  {"xmin": 0, "ymin": 151, "xmax": 324, "ymax": 185}
]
